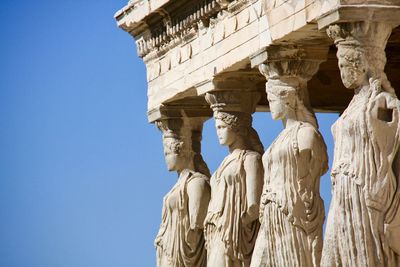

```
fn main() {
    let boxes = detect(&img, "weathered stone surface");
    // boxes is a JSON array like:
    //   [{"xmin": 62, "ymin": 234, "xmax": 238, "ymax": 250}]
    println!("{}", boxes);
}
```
[
  {"xmin": 155, "ymin": 117, "xmax": 211, "ymax": 267},
  {"xmin": 321, "ymin": 21, "xmax": 400, "ymax": 267},
  {"xmin": 115, "ymin": 1, "xmax": 400, "ymax": 266},
  {"xmin": 204, "ymin": 90, "xmax": 264, "ymax": 267},
  {"xmin": 116, "ymin": 0, "xmax": 400, "ymax": 114},
  {"xmin": 251, "ymin": 46, "xmax": 328, "ymax": 267}
]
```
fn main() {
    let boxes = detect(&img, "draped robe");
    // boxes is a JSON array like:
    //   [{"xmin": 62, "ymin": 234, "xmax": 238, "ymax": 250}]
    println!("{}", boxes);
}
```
[
  {"xmin": 252, "ymin": 122, "xmax": 327, "ymax": 267},
  {"xmin": 321, "ymin": 88, "xmax": 400, "ymax": 266},
  {"xmin": 155, "ymin": 170, "xmax": 209, "ymax": 267},
  {"xmin": 205, "ymin": 149, "xmax": 262, "ymax": 267}
]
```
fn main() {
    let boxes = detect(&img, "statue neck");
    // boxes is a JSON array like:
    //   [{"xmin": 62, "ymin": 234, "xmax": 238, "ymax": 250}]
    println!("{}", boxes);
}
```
[
  {"xmin": 176, "ymin": 161, "xmax": 194, "ymax": 176},
  {"xmin": 284, "ymin": 108, "xmax": 298, "ymax": 129},
  {"xmin": 228, "ymin": 137, "xmax": 246, "ymax": 153},
  {"xmin": 355, "ymin": 83, "xmax": 370, "ymax": 97}
]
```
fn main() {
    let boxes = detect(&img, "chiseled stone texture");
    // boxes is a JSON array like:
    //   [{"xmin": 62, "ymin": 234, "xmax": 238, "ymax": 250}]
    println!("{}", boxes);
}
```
[
  {"xmin": 155, "ymin": 118, "xmax": 211, "ymax": 267},
  {"xmin": 115, "ymin": 1, "xmax": 400, "ymax": 267},
  {"xmin": 321, "ymin": 21, "xmax": 400, "ymax": 267},
  {"xmin": 116, "ymin": 0, "xmax": 400, "ymax": 114},
  {"xmin": 251, "ymin": 50, "xmax": 328, "ymax": 267},
  {"xmin": 204, "ymin": 91, "xmax": 264, "ymax": 267}
]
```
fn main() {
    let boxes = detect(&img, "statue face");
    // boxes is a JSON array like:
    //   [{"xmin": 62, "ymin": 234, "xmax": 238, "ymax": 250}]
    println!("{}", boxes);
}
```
[
  {"xmin": 163, "ymin": 139, "xmax": 187, "ymax": 172},
  {"xmin": 164, "ymin": 152, "xmax": 186, "ymax": 172},
  {"xmin": 338, "ymin": 51, "xmax": 367, "ymax": 89},
  {"xmin": 267, "ymin": 93, "xmax": 287, "ymax": 120},
  {"xmin": 215, "ymin": 119, "xmax": 236, "ymax": 146}
]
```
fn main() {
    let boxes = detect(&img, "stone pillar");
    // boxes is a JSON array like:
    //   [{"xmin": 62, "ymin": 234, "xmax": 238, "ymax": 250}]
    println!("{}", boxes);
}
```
[
  {"xmin": 203, "ymin": 85, "xmax": 264, "ymax": 267},
  {"xmin": 321, "ymin": 21, "xmax": 400, "ymax": 266},
  {"xmin": 250, "ymin": 45, "xmax": 329, "ymax": 267},
  {"xmin": 153, "ymin": 110, "xmax": 211, "ymax": 267}
]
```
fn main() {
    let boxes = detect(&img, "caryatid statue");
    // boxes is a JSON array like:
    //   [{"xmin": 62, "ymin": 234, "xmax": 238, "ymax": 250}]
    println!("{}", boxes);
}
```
[
  {"xmin": 321, "ymin": 22, "xmax": 400, "ymax": 266},
  {"xmin": 154, "ymin": 117, "xmax": 211, "ymax": 267},
  {"xmin": 251, "ymin": 49, "xmax": 328, "ymax": 267},
  {"xmin": 204, "ymin": 90, "xmax": 264, "ymax": 267}
]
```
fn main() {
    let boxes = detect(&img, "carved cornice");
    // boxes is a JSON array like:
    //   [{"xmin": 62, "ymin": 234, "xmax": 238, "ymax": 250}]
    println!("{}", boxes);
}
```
[
  {"xmin": 118, "ymin": 0, "xmax": 221, "ymax": 60},
  {"xmin": 156, "ymin": 116, "xmax": 207, "ymax": 159},
  {"xmin": 327, "ymin": 21, "xmax": 394, "ymax": 93},
  {"xmin": 251, "ymin": 45, "xmax": 328, "ymax": 111},
  {"xmin": 317, "ymin": 2, "xmax": 400, "ymax": 29},
  {"xmin": 142, "ymin": 1, "xmax": 221, "ymax": 60},
  {"xmin": 205, "ymin": 90, "xmax": 261, "ymax": 114},
  {"xmin": 147, "ymin": 98, "xmax": 212, "ymax": 123},
  {"xmin": 156, "ymin": 116, "xmax": 206, "ymax": 138},
  {"xmin": 115, "ymin": 0, "xmax": 255, "ymax": 62},
  {"xmin": 156, "ymin": 118, "xmax": 184, "ymax": 139},
  {"xmin": 327, "ymin": 22, "xmax": 392, "ymax": 50},
  {"xmin": 251, "ymin": 45, "xmax": 328, "ymax": 81},
  {"xmin": 196, "ymin": 71, "xmax": 265, "ymax": 94}
]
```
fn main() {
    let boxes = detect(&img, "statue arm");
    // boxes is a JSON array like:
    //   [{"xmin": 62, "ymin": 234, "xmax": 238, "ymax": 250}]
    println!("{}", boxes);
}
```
[
  {"xmin": 187, "ymin": 177, "xmax": 211, "ymax": 230},
  {"xmin": 243, "ymin": 153, "xmax": 263, "ymax": 224},
  {"xmin": 259, "ymin": 155, "xmax": 269, "ymax": 223},
  {"xmin": 185, "ymin": 177, "xmax": 210, "ymax": 248},
  {"xmin": 366, "ymin": 91, "xmax": 400, "ymax": 209},
  {"xmin": 297, "ymin": 127, "xmax": 321, "ymax": 206}
]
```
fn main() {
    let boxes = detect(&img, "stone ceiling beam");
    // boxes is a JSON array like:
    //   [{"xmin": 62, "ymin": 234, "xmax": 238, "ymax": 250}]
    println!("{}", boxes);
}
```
[
  {"xmin": 115, "ymin": 0, "xmax": 400, "ymax": 119},
  {"xmin": 317, "ymin": 0, "xmax": 400, "ymax": 29}
]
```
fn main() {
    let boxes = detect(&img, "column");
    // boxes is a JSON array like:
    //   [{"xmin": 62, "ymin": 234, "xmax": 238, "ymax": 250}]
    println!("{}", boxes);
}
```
[
  {"xmin": 250, "ymin": 45, "xmax": 329, "ymax": 267},
  {"xmin": 321, "ymin": 21, "xmax": 400, "ymax": 266},
  {"xmin": 202, "ymin": 79, "xmax": 264, "ymax": 267},
  {"xmin": 153, "ymin": 108, "xmax": 211, "ymax": 267}
]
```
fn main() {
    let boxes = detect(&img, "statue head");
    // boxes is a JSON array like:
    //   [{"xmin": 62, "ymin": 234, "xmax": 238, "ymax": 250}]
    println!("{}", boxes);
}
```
[
  {"xmin": 156, "ymin": 118, "xmax": 210, "ymax": 176},
  {"xmin": 162, "ymin": 136, "xmax": 189, "ymax": 172},
  {"xmin": 266, "ymin": 79, "xmax": 297, "ymax": 120},
  {"xmin": 205, "ymin": 91, "xmax": 264, "ymax": 154},
  {"xmin": 211, "ymin": 111, "xmax": 263, "ymax": 154},
  {"xmin": 214, "ymin": 111, "xmax": 251, "ymax": 146},
  {"xmin": 266, "ymin": 78, "xmax": 318, "ymax": 128},
  {"xmin": 337, "ymin": 47, "xmax": 368, "ymax": 89},
  {"xmin": 327, "ymin": 22, "xmax": 394, "ymax": 93}
]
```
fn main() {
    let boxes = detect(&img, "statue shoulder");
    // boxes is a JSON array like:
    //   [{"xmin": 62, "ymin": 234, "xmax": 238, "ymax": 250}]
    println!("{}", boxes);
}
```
[
  {"xmin": 243, "ymin": 150, "xmax": 263, "ymax": 172},
  {"xmin": 372, "ymin": 90, "xmax": 400, "ymax": 110},
  {"xmin": 297, "ymin": 123, "xmax": 324, "ymax": 151},
  {"xmin": 187, "ymin": 171, "xmax": 210, "ymax": 184},
  {"xmin": 298, "ymin": 122, "xmax": 318, "ymax": 136},
  {"xmin": 187, "ymin": 172, "xmax": 211, "ymax": 195},
  {"xmin": 243, "ymin": 150, "xmax": 262, "ymax": 161}
]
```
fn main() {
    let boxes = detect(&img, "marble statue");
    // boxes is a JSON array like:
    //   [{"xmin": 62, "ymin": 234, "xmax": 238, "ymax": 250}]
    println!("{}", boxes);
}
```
[
  {"xmin": 204, "ymin": 91, "xmax": 264, "ymax": 267},
  {"xmin": 154, "ymin": 118, "xmax": 211, "ymax": 267},
  {"xmin": 321, "ymin": 22, "xmax": 400, "ymax": 266},
  {"xmin": 116, "ymin": 1, "xmax": 400, "ymax": 265},
  {"xmin": 251, "ymin": 78, "xmax": 328, "ymax": 267}
]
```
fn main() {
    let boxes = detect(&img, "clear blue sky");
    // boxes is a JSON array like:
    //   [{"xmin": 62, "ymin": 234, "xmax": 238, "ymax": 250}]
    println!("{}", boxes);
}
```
[{"xmin": 0, "ymin": 1, "xmax": 338, "ymax": 266}]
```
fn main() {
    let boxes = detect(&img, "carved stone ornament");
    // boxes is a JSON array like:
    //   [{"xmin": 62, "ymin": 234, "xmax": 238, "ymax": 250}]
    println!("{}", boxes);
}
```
[
  {"xmin": 134, "ymin": 0, "xmax": 222, "ymax": 61},
  {"xmin": 252, "ymin": 55, "xmax": 328, "ymax": 267},
  {"xmin": 204, "ymin": 90, "xmax": 264, "ymax": 267},
  {"xmin": 257, "ymin": 45, "xmax": 327, "ymax": 113},
  {"xmin": 154, "ymin": 117, "xmax": 211, "ymax": 267},
  {"xmin": 321, "ymin": 21, "xmax": 400, "ymax": 267}
]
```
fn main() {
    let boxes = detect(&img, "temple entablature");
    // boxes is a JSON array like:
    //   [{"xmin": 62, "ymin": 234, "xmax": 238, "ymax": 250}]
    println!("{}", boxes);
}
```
[{"xmin": 116, "ymin": 0, "xmax": 400, "ymax": 120}]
